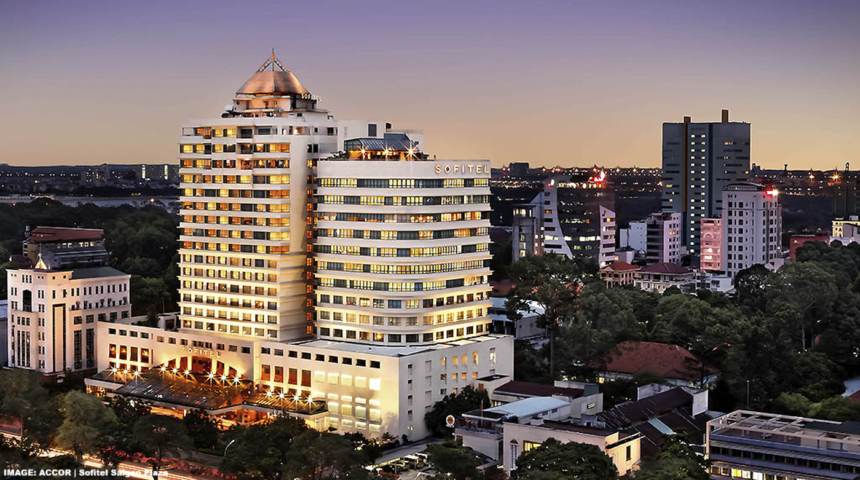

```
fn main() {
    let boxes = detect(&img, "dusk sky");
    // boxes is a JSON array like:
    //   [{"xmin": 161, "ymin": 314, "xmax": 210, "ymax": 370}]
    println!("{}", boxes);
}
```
[{"xmin": 1, "ymin": 0, "xmax": 858, "ymax": 169}]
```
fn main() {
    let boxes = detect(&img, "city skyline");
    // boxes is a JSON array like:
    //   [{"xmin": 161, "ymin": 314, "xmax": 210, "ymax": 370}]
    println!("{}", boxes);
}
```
[{"xmin": 2, "ymin": 0, "xmax": 859, "ymax": 170}]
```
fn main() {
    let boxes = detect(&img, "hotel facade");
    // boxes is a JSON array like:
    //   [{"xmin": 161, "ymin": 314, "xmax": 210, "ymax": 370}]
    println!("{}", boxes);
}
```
[{"xmin": 83, "ymin": 54, "xmax": 513, "ymax": 440}]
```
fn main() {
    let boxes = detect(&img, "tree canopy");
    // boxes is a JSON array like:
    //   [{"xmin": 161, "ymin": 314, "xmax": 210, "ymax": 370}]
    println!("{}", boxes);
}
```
[{"xmin": 515, "ymin": 438, "xmax": 617, "ymax": 480}]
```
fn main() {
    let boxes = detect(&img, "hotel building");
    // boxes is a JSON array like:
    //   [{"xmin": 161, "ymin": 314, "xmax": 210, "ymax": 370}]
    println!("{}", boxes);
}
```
[{"xmin": 83, "ymin": 54, "xmax": 513, "ymax": 440}]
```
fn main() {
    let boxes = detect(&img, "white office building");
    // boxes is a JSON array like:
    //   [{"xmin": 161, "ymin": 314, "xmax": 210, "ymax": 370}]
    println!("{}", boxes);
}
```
[
  {"xmin": 7, "ymin": 265, "xmax": 130, "ymax": 374},
  {"xmin": 721, "ymin": 183, "xmax": 782, "ymax": 278}
]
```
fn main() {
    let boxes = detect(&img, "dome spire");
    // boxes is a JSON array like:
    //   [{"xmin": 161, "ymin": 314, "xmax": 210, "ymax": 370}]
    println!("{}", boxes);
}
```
[{"xmin": 257, "ymin": 49, "xmax": 288, "ymax": 74}]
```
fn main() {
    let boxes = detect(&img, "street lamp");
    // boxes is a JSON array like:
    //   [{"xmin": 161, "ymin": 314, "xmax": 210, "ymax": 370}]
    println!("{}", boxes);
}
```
[{"xmin": 224, "ymin": 438, "xmax": 236, "ymax": 457}]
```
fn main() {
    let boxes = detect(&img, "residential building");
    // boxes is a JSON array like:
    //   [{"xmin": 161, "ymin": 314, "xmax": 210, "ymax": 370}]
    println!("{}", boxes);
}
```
[
  {"xmin": 83, "ymin": 53, "xmax": 513, "ymax": 440},
  {"xmin": 619, "ymin": 219, "xmax": 647, "ymax": 252},
  {"xmin": 696, "ymin": 271, "xmax": 734, "ymax": 293},
  {"xmin": 488, "ymin": 297, "xmax": 545, "ymax": 339},
  {"xmin": 7, "ymin": 227, "xmax": 131, "ymax": 375},
  {"xmin": 477, "ymin": 377, "xmax": 604, "ymax": 415},
  {"xmin": 511, "ymin": 193, "xmax": 544, "ymax": 260},
  {"xmin": 645, "ymin": 212, "xmax": 682, "ymax": 264},
  {"xmin": 599, "ymin": 261, "xmax": 640, "ymax": 287},
  {"xmin": 600, "ymin": 384, "xmax": 714, "ymax": 457},
  {"xmin": 591, "ymin": 341, "xmax": 719, "ymax": 388},
  {"xmin": 503, "ymin": 419, "xmax": 641, "ymax": 476},
  {"xmin": 832, "ymin": 223, "xmax": 860, "ymax": 246},
  {"xmin": 707, "ymin": 411, "xmax": 860, "ymax": 480},
  {"xmin": 832, "ymin": 217, "xmax": 860, "ymax": 239},
  {"xmin": 633, "ymin": 262, "xmax": 696, "ymax": 293},
  {"xmin": 701, "ymin": 218, "xmax": 723, "ymax": 271},
  {"xmin": 512, "ymin": 171, "xmax": 616, "ymax": 266},
  {"xmin": 613, "ymin": 248, "xmax": 636, "ymax": 264},
  {"xmin": 661, "ymin": 110, "xmax": 750, "ymax": 255},
  {"xmin": 456, "ymin": 396, "xmax": 572, "ymax": 461},
  {"xmin": 721, "ymin": 183, "xmax": 782, "ymax": 278}
]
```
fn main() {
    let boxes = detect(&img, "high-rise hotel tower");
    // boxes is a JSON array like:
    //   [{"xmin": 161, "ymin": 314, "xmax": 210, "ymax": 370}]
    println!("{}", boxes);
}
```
[
  {"xmin": 178, "ymin": 54, "xmax": 335, "ymax": 342},
  {"xmin": 314, "ymin": 158, "xmax": 493, "ymax": 345},
  {"xmin": 85, "ymin": 55, "xmax": 512, "ymax": 440}
]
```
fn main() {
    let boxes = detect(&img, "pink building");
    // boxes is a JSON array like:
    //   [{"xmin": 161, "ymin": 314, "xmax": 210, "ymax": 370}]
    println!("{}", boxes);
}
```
[{"xmin": 701, "ymin": 218, "xmax": 722, "ymax": 272}]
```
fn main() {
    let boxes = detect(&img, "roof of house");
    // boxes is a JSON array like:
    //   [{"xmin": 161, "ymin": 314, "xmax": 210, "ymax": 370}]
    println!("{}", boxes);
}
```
[
  {"xmin": 30, "ymin": 226, "xmax": 103, "ymax": 243},
  {"xmin": 494, "ymin": 380, "xmax": 584, "ymax": 399},
  {"xmin": 598, "ymin": 387, "xmax": 692, "ymax": 429},
  {"xmin": 466, "ymin": 396, "xmax": 569, "ymax": 420},
  {"xmin": 602, "ymin": 261, "xmax": 640, "ymax": 272},
  {"xmin": 591, "ymin": 341, "xmax": 719, "ymax": 382},
  {"xmin": 70, "ymin": 266, "xmax": 129, "ymax": 280},
  {"xmin": 638, "ymin": 262, "xmax": 692, "ymax": 275}
]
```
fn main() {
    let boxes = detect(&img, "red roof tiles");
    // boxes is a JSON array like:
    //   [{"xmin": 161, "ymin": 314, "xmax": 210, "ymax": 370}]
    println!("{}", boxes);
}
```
[
  {"xmin": 592, "ymin": 341, "xmax": 719, "ymax": 382},
  {"xmin": 30, "ymin": 227, "xmax": 103, "ymax": 243},
  {"xmin": 603, "ymin": 261, "xmax": 640, "ymax": 272},
  {"xmin": 638, "ymin": 262, "xmax": 692, "ymax": 275}
]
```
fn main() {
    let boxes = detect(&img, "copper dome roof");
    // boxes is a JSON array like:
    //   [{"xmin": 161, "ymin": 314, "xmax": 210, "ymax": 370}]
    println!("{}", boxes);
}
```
[{"xmin": 236, "ymin": 53, "xmax": 310, "ymax": 97}]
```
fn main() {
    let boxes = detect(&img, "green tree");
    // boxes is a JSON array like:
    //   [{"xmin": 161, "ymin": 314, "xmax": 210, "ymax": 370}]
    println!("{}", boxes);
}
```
[
  {"xmin": 512, "ymin": 340, "xmax": 551, "ymax": 383},
  {"xmin": 636, "ymin": 435, "xmax": 709, "ymax": 480},
  {"xmin": 507, "ymin": 254, "xmax": 584, "ymax": 378},
  {"xmin": 183, "ymin": 409, "xmax": 220, "ymax": 450},
  {"xmin": 55, "ymin": 391, "xmax": 117, "ymax": 464},
  {"xmin": 515, "ymin": 438, "xmax": 616, "ymax": 480},
  {"xmin": 0, "ymin": 369, "xmax": 59, "ymax": 452},
  {"xmin": 425, "ymin": 439, "xmax": 479, "ymax": 480},
  {"xmin": 808, "ymin": 396, "xmax": 860, "ymax": 421},
  {"xmin": 129, "ymin": 275, "xmax": 171, "ymax": 316},
  {"xmin": 425, "ymin": 386, "xmax": 489, "ymax": 438},
  {"xmin": 284, "ymin": 431, "xmax": 368, "ymax": 480},
  {"xmin": 767, "ymin": 262, "xmax": 838, "ymax": 351},
  {"xmin": 555, "ymin": 282, "xmax": 650, "ymax": 379},
  {"xmin": 733, "ymin": 264, "xmax": 771, "ymax": 313},
  {"xmin": 221, "ymin": 415, "xmax": 309, "ymax": 480},
  {"xmin": 771, "ymin": 392, "xmax": 813, "ymax": 417},
  {"xmin": 132, "ymin": 415, "xmax": 192, "ymax": 476}
]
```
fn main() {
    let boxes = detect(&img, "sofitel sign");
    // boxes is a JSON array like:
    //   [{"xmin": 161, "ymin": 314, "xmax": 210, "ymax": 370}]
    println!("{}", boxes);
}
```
[{"xmin": 435, "ymin": 164, "xmax": 489, "ymax": 175}]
